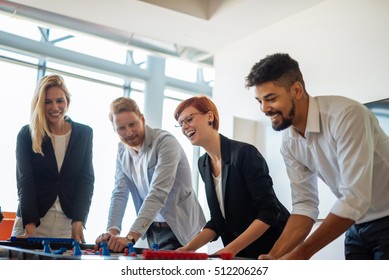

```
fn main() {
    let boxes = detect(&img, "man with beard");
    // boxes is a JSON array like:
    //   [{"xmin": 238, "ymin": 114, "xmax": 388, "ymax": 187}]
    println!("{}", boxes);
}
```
[
  {"xmin": 245, "ymin": 53, "xmax": 389, "ymax": 260},
  {"xmin": 95, "ymin": 97, "xmax": 205, "ymax": 252}
]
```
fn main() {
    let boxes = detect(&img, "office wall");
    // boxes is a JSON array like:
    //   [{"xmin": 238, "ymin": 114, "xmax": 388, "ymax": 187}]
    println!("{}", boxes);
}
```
[{"xmin": 212, "ymin": 0, "xmax": 389, "ymax": 259}]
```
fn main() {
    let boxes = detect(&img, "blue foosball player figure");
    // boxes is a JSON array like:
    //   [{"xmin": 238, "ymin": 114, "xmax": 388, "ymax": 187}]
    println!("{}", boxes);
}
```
[
  {"xmin": 128, "ymin": 242, "xmax": 136, "ymax": 256},
  {"xmin": 53, "ymin": 247, "xmax": 67, "ymax": 255},
  {"xmin": 72, "ymin": 241, "xmax": 82, "ymax": 256},
  {"xmin": 43, "ymin": 240, "xmax": 52, "ymax": 254},
  {"xmin": 100, "ymin": 241, "xmax": 111, "ymax": 256}
]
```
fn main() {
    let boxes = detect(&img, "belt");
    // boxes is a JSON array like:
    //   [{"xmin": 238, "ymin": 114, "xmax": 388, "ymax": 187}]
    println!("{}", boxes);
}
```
[{"xmin": 152, "ymin": 222, "xmax": 169, "ymax": 228}]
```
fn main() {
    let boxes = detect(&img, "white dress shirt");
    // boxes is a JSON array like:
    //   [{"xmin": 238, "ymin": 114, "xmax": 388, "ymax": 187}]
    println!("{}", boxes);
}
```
[
  {"xmin": 51, "ymin": 131, "xmax": 71, "ymax": 211},
  {"xmin": 128, "ymin": 144, "xmax": 165, "ymax": 222},
  {"xmin": 281, "ymin": 95, "xmax": 389, "ymax": 224},
  {"xmin": 212, "ymin": 172, "xmax": 225, "ymax": 219}
]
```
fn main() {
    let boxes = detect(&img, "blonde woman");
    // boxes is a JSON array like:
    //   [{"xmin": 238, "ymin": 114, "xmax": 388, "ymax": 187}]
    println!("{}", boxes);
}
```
[{"xmin": 12, "ymin": 75, "xmax": 94, "ymax": 243}]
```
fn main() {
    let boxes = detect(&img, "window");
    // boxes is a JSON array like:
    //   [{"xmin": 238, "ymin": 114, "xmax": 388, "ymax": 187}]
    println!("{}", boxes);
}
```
[
  {"xmin": 165, "ymin": 57, "xmax": 198, "ymax": 83},
  {"xmin": 0, "ymin": 14, "xmax": 41, "ymax": 40},
  {"xmin": 53, "ymin": 28, "xmax": 128, "ymax": 64},
  {"xmin": 162, "ymin": 97, "xmax": 194, "ymax": 167},
  {"xmin": 0, "ymin": 60, "xmax": 37, "ymax": 211}
]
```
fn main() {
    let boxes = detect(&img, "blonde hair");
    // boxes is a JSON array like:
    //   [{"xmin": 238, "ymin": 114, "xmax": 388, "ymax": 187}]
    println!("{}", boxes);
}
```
[{"xmin": 30, "ymin": 75, "xmax": 71, "ymax": 155}]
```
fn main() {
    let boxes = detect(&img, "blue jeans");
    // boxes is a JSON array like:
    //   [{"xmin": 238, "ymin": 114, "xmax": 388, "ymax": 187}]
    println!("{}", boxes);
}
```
[
  {"xmin": 344, "ymin": 215, "xmax": 389, "ymax": 259},
  {"xmin": 146, "ymin": 223, "xmax": 182, "ymax": 250}
]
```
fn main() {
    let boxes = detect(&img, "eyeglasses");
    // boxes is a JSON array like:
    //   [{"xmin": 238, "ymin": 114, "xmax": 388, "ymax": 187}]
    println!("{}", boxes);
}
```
[{"xmin": 175, "ymin": 112, "xmax": 204, "ymax": 128}]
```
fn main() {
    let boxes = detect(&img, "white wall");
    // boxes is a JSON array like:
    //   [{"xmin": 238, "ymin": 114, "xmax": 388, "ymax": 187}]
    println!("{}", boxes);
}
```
[{"xmin": 212, "ymin": 0, "xmax": 389, "ymax": 259}]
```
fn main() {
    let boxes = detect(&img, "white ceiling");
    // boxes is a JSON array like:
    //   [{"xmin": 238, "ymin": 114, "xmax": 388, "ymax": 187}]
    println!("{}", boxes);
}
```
[{"xmin": 5, "ymin": 0, "xmax": 327, "ymax": 63}]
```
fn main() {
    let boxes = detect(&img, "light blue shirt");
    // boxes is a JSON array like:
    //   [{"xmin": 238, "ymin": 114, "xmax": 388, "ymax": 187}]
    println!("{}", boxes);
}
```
[
  {"xmin": 281, "ymin": 95, "xmax": 389, "ymax": 224},
  {"xmin": 107, "ymin": 125, "xmax": 206, "ymax": 245},
  {"xmin": 127, "ymin": 143, "xmax": 165, "ymax": 222}
]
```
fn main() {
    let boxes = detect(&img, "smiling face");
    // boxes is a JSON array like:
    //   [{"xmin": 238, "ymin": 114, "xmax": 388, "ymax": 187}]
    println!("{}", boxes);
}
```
[
  {"xmin": 177, "ymin": 106, "xmax": 210, "ymax": 146},
  {"xmin": 254, "ymin": 81, "xmax": 298, "ymax": 131},
  {"xmin": 112, "ymin": 111, "xmax": 145, "ymax": 150},
  {"xmin": 44, "ymin": 86, "xmax": 69, "ymax": 129}
]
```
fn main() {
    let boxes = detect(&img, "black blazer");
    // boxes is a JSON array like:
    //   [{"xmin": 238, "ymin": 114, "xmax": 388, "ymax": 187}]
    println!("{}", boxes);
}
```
[
  {"xmin": 198, "ymin": 134, "xmax": 289, "ymax": 258},
  {"xmin": 16, "ymin": 117, "xmax": 94, "ymax": 228}
]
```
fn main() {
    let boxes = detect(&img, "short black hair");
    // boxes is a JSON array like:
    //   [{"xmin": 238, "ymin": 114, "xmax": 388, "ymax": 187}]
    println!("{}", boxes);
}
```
[{"xmin": 245, "ymin": 53, "xmax": 305, "ymax": 90}]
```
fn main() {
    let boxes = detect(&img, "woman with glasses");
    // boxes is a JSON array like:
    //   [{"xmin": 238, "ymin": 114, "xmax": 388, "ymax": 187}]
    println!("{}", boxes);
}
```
[{"xmin": 174, "ymin": 95, "xmax": 289, "ymax": 259}]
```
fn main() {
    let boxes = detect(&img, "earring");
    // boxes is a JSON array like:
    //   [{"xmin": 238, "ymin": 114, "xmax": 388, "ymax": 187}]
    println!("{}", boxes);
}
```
[{"xmin": 208, "ymin": 121, "xmax": 213, "ymax": 126}]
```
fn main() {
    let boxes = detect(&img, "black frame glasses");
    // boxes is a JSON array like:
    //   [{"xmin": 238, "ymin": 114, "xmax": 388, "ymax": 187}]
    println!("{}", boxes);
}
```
[{"xmin": 175, "ymin": 112, "xmax": 204, "ymax": 128}]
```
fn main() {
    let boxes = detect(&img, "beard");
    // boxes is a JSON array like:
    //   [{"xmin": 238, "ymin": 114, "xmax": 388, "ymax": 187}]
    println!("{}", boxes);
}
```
[{"xmin": 272, "ymin": 101, "xmax": 295, "ymax": 131}]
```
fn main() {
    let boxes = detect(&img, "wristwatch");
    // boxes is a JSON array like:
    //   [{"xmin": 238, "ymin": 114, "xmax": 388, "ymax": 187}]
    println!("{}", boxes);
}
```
[{"xmin": 126, "ymin": 233, "xmax": 136, "ymax": 244}]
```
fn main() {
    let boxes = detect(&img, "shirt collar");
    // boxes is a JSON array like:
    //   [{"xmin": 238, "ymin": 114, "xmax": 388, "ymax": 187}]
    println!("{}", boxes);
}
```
[
  {"xmin": 288, "ymin": 95, "xmax": 320, "ymax": 139},
  {"xmin": 305, "ymin": 95, "xmax": 320, "ymax": 134}
]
